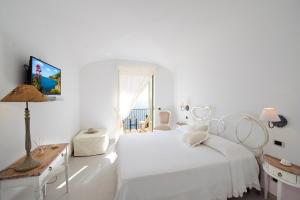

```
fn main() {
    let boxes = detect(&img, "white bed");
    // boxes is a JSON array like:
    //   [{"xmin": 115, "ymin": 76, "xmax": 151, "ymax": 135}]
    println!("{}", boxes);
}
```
[{"xmin": 114, "ymin": 129, "xmax": 260, "ymax": 200}]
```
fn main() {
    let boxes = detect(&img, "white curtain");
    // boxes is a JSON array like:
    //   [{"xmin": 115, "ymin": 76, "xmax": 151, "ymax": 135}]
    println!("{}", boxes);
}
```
[{"xmin": 118, "ymin": 64, "xmax": 155, "ymax": 120}]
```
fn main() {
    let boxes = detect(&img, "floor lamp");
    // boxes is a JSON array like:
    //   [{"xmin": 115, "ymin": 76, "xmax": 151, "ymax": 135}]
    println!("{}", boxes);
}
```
[{"xmin": 1, "ymin": 84, "xmax": 46, "ymax": 172}]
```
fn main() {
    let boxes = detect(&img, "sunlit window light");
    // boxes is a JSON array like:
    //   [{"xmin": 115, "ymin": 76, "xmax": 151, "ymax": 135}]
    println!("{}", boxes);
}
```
[
  {"xmin": 105, "ymin": 152, "xmax": 118, "ymax": 163},
  {"xmin": 56, "ymin": 165, "xmax": 88, "ymax": 189}
]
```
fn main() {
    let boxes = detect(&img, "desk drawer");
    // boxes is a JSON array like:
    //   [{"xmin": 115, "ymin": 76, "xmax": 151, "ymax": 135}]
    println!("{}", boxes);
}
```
[
  {"xmin": 40, "ymin": 150, "xmax": 66, "ymax": 183},
  {"xmin": 269, "ymin": 165, "xmax": 297, "ymax": 184},
  {"xmin": 49, "ymin": 152, "xmax": 65, "ymax": 169}
]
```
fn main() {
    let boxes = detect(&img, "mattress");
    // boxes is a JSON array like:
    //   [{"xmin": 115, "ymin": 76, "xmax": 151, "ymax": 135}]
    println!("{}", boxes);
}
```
[{"xmin": 115, "ymin": 130, "xmax": 260, "ymax": 200}]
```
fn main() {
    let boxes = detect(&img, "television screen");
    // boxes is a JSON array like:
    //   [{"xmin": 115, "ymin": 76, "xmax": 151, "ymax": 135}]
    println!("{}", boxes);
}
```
[{"xmin": 30, "ymin": 57, "xmax": 61, "ymax": 95}]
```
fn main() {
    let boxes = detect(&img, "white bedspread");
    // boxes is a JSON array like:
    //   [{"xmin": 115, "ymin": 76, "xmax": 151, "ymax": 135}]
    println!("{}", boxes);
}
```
[{"xmin": 115, "ymin": 130, "xmax": 260, "ymax": 200}]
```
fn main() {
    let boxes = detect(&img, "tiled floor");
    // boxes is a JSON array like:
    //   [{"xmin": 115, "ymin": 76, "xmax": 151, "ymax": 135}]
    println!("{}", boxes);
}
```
[{"xmin": 8, "ymin": 143, "xmax": 272, "ymax": 200}]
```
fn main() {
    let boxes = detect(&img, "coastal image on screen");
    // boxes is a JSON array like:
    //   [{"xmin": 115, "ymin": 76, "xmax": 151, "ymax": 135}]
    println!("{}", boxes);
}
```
[{"xmin": 31, "ymin": 58, "xmax": 61, "ymax": 95}]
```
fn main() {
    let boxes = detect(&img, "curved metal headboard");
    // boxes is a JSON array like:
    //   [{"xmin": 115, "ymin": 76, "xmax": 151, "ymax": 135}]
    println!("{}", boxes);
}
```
[
  {"xmin": 189, "ymin": 108, "xmax": 269, "ymax": 153},
  {"xmin": 235, "ymin": 114, "xmax": 269, "ymax": 150},
  {"xmin": 190, "ymin": 106, "xmax": 212, "ymax": 123},
  {"xmin": 215, "ymin": 114, "xmax": 269, "ymax": 151}
]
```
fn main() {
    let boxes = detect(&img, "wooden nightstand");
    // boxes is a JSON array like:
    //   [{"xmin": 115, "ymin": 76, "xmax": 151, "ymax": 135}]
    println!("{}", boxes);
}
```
[{"xmin": 263, "ymin": 154, "xmax": 300, "ymax": 200}]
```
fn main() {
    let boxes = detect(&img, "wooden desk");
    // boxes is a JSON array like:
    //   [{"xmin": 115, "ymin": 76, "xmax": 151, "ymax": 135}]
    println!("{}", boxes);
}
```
[
  {"xmin": 263, "ymin": 154, "xmax": 300, "ymax": 200},
  {"xmin": 0, "ymin": 144, "xmax": 69, "ymax": 200}
]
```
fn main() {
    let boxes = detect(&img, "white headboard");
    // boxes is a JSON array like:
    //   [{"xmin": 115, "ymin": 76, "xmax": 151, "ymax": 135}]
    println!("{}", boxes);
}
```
[
  {"xmin": 188, "ymin": 107, "xmax": 268, "ymax": 149},
  {"xmin": 190, "ymin": 106, "xmax": 212, "ymax": 126},
  {"xmin": 209, "ymin": 113, "xmax": 269, "ymax": 159}
]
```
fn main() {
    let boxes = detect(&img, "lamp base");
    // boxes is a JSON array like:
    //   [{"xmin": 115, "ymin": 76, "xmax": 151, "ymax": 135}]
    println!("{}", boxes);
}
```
[{"xmin": 15, "ymin": 156, "xmax": 41, "ymax": 172}]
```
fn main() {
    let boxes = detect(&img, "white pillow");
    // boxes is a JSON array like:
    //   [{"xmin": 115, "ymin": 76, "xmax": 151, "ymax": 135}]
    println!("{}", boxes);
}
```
[
  {"xmin": 183, "ymin": 130, "xmax": 209, "ymax": 147},
  {"xmin": 192, "ymin": 124, "xmax": 208, "ymax": 131}
]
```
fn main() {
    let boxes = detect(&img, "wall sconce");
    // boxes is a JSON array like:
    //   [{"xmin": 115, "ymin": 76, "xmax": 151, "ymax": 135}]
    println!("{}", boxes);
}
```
[
  {"xmin": 259, "ymin": 108, "xmax": 288, "ymax": 128},
  {"xmin": 180, "ymin": 104, "xmax": 190, "ymax": 111}
]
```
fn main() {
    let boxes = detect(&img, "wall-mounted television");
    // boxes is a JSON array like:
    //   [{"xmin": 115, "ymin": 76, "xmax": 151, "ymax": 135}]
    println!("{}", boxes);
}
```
[{"xmin": 29, "ymin": 56, "xmax": 61, "ymax": 95}]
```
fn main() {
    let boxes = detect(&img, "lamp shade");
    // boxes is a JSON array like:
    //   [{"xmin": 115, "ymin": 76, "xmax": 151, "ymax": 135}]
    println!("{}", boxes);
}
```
[
  {"xmin": 1, "ymin": 84, "xmax": 46, "ymax": 102},
  {"xmin": 259, "ymin": 108, "xmax": 280, "ymax": 122}
]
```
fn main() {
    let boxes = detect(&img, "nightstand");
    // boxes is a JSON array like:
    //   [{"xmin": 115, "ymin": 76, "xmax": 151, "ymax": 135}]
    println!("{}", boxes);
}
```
[{"xmin": 263, "ymin": 154, "xmax": 300, "ymax": 200}]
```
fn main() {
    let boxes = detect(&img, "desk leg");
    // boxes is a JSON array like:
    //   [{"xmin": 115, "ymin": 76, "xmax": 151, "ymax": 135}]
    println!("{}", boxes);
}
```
[
  {"xmin": 277, "ymin": 181, "xmax": 282, "ymax": 200},
  {"xmin": 64, "ymin": 147, "xmax": 69, "ymax": 193},
  {"xmin": 34, "ymin": 186, "xmax": 42, "ymax": 200},
  {"xmin": 42, "ymin": 184, "xmax": 47, "ymax": 198},
  {"xmin": 0, "ymin": 182, "xmax": 3, "ymax": 200},
  {"xmin": 264, "ymin": 172, "xmax": 269, "ymax": 199}
]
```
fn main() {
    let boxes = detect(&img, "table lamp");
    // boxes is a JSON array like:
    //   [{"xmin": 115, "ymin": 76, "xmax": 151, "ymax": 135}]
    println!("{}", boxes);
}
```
[
  {"xmin": 1, "ymin": 84, "xmax": 46, "ymax": 172},
  {"xmin": 259, "ymin": 108, "xmax": 281, "ymax": 128}
]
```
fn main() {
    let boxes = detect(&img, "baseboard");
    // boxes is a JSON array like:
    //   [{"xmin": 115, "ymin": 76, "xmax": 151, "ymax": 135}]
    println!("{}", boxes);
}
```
[{"xmin": 268, "ymin": 192, "xmax": 276, "ymax": 200}]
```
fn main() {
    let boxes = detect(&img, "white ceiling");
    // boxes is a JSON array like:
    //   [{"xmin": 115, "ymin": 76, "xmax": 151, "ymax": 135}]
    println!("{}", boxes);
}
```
[{"xmin": 0, "ymin": 0, "xmax": 299, "ymax": 69}]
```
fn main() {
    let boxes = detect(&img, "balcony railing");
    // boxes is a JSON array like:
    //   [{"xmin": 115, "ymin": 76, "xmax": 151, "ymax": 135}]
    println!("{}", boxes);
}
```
[{"xmin": 123, "ymin": 108, "xmax": 151, "ymax": 131}]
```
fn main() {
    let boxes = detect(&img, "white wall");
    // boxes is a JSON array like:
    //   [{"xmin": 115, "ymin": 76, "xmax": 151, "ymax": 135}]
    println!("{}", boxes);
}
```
[
  {"xmin": 0, "ymin": 33, "xmax": 80, "ymax": 172},
  {"xmin": 173, "ymin": 1, "xmax": 300, "ymax": 199},
  {"xmin": 80, "ymin": 60, "xmax": 175, "ymax": 138},
  {"xmin": 154, "ymin": 65, "xmax": 176, "ymax": 128},
  {"xmin": 80, "ymin": 61, "xmax": 118, "ymax": 138},
  {"xmin": 0, "ymin": 2, "xmax": 81, "ymax": 198}
]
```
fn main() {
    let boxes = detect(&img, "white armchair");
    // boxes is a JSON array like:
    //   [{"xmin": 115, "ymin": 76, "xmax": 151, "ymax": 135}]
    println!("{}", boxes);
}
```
[{"xmin": 154, "ymin": 110, "xmax": 171, "ymax": 131}]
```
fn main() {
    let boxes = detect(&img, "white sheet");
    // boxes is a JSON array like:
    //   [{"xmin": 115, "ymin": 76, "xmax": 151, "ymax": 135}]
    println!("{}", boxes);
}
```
[
  {"xmin": 115, "ymin": 130, "xmax": 260, "ymax": 200},
  {"xmin": 204, "ymin": 134, "xmax": 261, "ymax": 197}
]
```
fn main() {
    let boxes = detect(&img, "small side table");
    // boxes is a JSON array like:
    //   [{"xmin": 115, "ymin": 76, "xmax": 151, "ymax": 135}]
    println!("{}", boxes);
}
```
[
  {"xmin": 0, "ymin": 143, "xmax": 69, "ymax": 200},
  {"xmin": 263, "ymin": 154, "xmax": 300, "ymax": 200}
]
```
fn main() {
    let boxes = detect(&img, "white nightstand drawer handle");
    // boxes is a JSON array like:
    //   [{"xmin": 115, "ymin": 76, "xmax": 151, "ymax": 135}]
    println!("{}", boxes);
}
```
[
  {"xmin": 49, "ymin": 166, "xmax": 53, "ymax": 171},
  {"xmin": 277, "ymin": 172, "xmax": 282, "ymax": 177}
]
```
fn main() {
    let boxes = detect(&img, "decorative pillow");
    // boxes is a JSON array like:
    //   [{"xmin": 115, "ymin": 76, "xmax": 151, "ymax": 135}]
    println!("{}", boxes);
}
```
[
  {"xmin": 191, "ymin": 124, "xmax": 208, "ymax": 131},
  {"xmin": 183, "ymin": 130, "xmax": 209, "ymax": 147}
]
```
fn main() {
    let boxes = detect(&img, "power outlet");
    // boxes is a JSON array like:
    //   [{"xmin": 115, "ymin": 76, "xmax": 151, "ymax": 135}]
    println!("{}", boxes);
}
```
[{"xmin": 274, "ymin": 140, "xmax": 285, "ymax": 148}]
